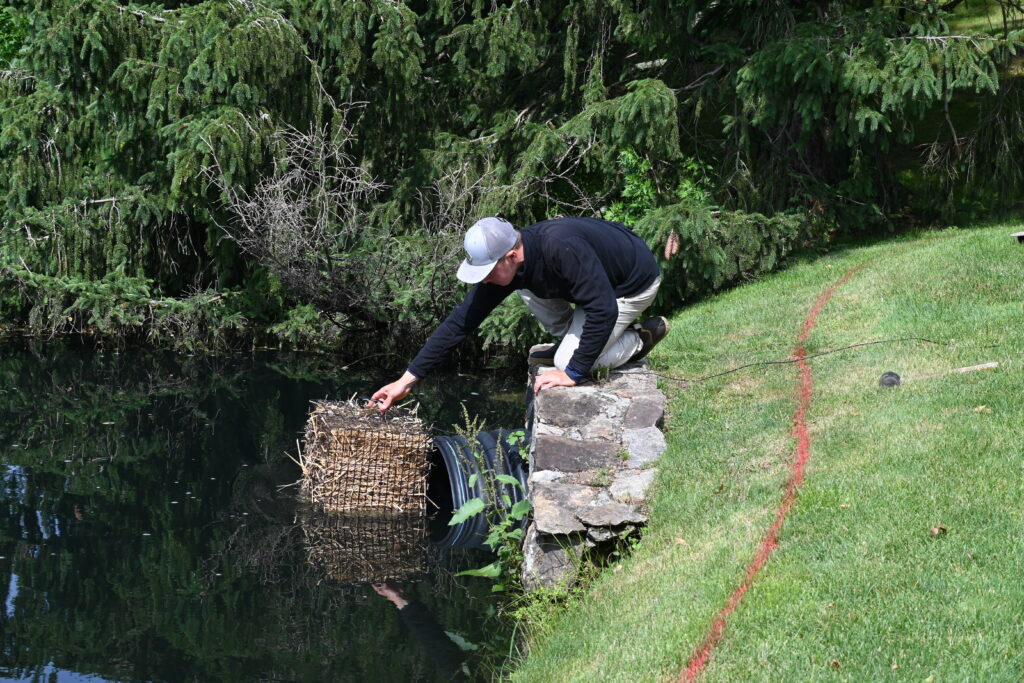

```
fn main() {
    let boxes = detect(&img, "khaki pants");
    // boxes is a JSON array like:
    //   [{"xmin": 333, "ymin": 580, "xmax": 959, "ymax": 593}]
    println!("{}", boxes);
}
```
[{"xmin": 517, "ymin": 276, "xmax": 661, "ymax": 373}]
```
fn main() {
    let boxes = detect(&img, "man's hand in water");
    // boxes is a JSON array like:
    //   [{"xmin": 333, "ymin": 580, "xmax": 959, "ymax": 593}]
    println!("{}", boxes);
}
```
[
  {"xmin": 371, "ymin": 371, "xmax": 419, "ymax": 412},
  {"xmin": 372, "ymin": 582, "xmax": 410, "ymax": 609}
]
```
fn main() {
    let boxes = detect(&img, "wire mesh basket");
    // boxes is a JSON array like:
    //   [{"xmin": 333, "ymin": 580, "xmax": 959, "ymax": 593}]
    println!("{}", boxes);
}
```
[
  {"xmin": 300, "ymin": 398, "xmax": 431, "ymax": 513},
  {"xmin": 301, "ymin": 507, "xmax": 427, "ymax": 584}
]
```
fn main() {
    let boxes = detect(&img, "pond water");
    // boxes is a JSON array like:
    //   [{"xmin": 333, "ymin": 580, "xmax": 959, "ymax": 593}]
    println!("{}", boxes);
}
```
[{"xmin": 0, "ymin": 340, "xmax": 526, "ymax": 682}]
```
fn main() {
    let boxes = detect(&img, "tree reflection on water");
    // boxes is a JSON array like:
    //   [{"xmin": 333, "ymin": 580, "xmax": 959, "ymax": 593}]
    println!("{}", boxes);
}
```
[{"xmin": 0, "ymin": 341, "xmax": 522, "ymax": 682}]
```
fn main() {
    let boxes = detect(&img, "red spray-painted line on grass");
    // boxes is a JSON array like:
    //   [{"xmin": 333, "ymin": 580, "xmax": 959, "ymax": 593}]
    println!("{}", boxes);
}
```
[{"xmin": 681, "ymin": 266, "xmax": 863, "ymax": 682}]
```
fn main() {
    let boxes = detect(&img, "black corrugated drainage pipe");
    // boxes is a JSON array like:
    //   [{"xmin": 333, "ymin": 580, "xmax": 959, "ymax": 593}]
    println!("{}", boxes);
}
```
[{"xmin": 428, "ymin": 430, "xmax": 529, "ymax": 549}]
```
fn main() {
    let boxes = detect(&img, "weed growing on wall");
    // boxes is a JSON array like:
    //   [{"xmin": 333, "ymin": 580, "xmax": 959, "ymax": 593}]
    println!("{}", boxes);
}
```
[{"xmin": 449, "ymin": 411, "xmax": 532, "ymax": 593}]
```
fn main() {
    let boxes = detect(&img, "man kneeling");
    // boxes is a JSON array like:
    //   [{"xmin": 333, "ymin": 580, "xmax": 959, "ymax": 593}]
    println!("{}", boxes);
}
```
[{"xmin": 372, "ymin": 216, "xmax": 669, "ymax": 410}]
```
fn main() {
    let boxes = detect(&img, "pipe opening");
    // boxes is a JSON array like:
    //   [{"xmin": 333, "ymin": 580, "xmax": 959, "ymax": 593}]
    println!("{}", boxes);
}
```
[
  {"xmin": 427, "ymin": 430, "xmax": 529, "ymax": 549},
  {"xmin": 426, "ymin": 445, "xmax": 455, "ymax": 539}
]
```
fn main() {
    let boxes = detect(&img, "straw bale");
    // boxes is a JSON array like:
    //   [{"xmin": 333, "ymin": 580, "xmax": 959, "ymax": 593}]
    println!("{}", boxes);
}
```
[
  {"xmin": 301, "ymin": 508, "xmax": 427, "ymax": 584},
  {"xmin": 302, "ymin": 399, "xmax": 431, "ymax": 513}
]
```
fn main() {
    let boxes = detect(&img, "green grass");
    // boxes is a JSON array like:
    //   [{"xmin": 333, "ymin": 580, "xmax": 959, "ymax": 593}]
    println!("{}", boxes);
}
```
[
  {"xmin": 511, "ymin": 224, "xmax": 1024, "ymax": 681},
  {"xmin": 948, "ymin": 0, "xmax": 1024, "ymax": 35}
]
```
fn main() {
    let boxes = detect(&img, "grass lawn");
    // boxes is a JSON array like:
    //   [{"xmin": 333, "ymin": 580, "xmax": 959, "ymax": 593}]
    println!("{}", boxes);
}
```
[
  {"xmin": 511, "ymin": 223, "xmax": 1024, "ymax": 681},
  {"xmin": 949, "ymin": 0, "xmax": 1024, "ymax": 34}
]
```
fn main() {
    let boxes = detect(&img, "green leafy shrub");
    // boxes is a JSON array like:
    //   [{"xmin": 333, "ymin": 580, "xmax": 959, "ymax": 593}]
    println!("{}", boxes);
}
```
[
  {"xmin": 605, "ymin": 149, "xmax": 803, "ymax": 311},
  {"xmin": 1, "ymin": 264, "xmax": 249, "ymax": 352},
  {"xmin": 449, "ymin": 422, "xmax": 532, "ymax": 594},
  {"xmin": 634, "ymin": 204, "xmax": 803, "ymax": 309},
  {"xmin": 267, "ymin": 304, "xmax": 343, "ymax": 349}
]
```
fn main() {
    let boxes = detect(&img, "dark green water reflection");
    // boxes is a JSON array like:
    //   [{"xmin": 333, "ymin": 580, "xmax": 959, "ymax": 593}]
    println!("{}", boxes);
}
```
[{"xmin": 0, "ymin": 341, "xmax": 525, "ymax": 682}]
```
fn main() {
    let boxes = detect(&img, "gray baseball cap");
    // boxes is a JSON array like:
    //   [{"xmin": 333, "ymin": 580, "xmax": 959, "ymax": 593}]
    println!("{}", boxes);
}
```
[{"xmin": 457, "ymin": 217, "xmax": 517, "ymax": 283}]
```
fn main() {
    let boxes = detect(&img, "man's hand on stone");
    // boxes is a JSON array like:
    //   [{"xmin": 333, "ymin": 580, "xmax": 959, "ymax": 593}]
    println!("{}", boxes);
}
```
[{"xmin": 533, "ymin": 368, "xmax": 577, "ymax": 393}]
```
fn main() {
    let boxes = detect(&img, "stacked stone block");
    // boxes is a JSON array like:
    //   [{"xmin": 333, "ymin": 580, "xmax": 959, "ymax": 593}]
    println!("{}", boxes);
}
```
[{"xmin": 521, "ymin": 357, "xmax": 670, "ymax": 590}]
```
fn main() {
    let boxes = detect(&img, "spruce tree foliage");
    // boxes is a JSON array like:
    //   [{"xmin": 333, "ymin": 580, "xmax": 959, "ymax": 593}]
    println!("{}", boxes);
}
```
[
  {"xmin": 0, "ymin": 1, "xmax": 1020, "ymax": 359},
  {"xmin": 0, "ymin": 6, "xmax": 25, "ymax": 67}
]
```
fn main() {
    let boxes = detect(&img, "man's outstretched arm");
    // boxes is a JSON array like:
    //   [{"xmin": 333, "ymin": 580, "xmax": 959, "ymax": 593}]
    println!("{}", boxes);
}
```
[{"xmin": 371, "ymin": 282, "xmax": 513, "ymax": 412}]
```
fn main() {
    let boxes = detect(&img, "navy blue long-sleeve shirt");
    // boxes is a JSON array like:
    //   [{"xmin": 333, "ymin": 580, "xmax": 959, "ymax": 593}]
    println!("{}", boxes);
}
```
[{"xmin": 408, "ymin": 217, "xmax": 659, "ymax": 381}]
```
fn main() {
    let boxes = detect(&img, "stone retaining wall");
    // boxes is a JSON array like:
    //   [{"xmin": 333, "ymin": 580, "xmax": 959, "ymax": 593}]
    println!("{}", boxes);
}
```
[{"xmin": 520, "ymin": 358, "xmax": 668, "ymax": 590}]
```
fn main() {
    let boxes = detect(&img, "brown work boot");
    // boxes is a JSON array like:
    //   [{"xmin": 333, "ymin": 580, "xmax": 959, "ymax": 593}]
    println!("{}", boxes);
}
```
[
  {"xmin": 631, "ymin": 316, "xmax": 670, "ymax": 361},
  {"xmin": 528, "ymin": 343, "xmax": 557, "ymax": 366}
]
